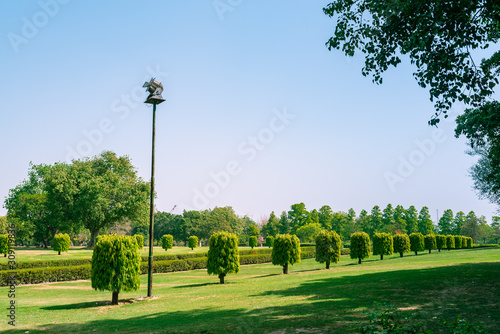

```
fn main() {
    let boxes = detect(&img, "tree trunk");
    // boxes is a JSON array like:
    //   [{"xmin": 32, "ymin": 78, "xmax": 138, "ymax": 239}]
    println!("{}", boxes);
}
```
[
  {"xmin": 88, "ymin": 229, "xmax": 99, "ymax": 249},
  {"xmin": 415, "ymin": 251, "xmax": 418, "ymax": 255},
  {"xmin": 400, "ymin": 252, "xmax": 403, "ymax": 257},
  {"xmin": 219, "ymin": 273, "xmax": 225, "ymax": 284},
  {"xmin": 438, "ymin": 248, "xmax": 441, "ymax": 252},
  {"xmin": 3, "ymin": 254, "xmax": 6, "ymax": 257},
  {"xmin": 380, "ymin": 254, "xmax": 383, "ymax": 260},
  {"xmin": 429, "ymin": 249, "xmax": 431, "ymax": 254},
  {"xmin": 358, "ymin": 257, "xmax": 361, "ymax": 264},
  {"xmin": 112, "ymin": 290, "xmax": 119, "ymax": 305},
  {"xmin": 58, "ymin": 251, "xmax": 61, "ymax": 255},
  {"xmin": 283, "ymin": 263, "xmax": 288, "ymax": 274},
  {"xmin": 326, "ymin": 260, "xmax": 330, "ymax": 269}
]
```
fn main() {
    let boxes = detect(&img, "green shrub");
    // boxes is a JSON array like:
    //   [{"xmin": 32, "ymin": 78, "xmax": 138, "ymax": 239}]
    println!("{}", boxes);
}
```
[
  {"xmin": 454, "ymin": 235, "xmax": 463, "ymax": 249},
  {"xmin": 446, "ymin": 235, "xmax": 455, "ymax": 250},
  {"xmin": 372, "ymin": 233, "xmax": 393, "ymax": 260},
  {"xmin": 239, "ymin": 253, "xmax": 272, "ymax": 265},
  {"xmin": 393, "ymin": 234, "xmax": 411, "ymax": 257},
  {"xmin": 52, "ymin": 233, "xmax": 71, "ymax": 255},
  {"xmin": 188, "ymin": 236, "xmax": 198, "ymax": 250},
  {"xmin": 350, "ymin": 232, "xmax": 371, "ymax": 264},
  {"xmin": 207, "ymin": 231, "xmax": 239, "ymax": 284},
  {"xmin": 466, "ymin": 237, "xmax": 474, "ymax": 248},
  {"xmin": 134, "ymin": 234, "xmax": 144, "ymax": 249},
  {"xmin": 162, "ymin": 234, "xmax": 173, "ymax": 251},
  {"xmin": 249, "ymin": 236, "xmax": 258, "ymax": 249},
  {"xmin": 272, "ymin": 234, "xmax": 301, "ymax": 274},
  {"xmin": 265, "ymin": 236, "xmax": 274, "ymax": 248},
  {"xmin": 409, "ymin": 232, "xmax": 425, "ymax": 255},
  {"xmin": 91, "ymin": 234, "xmax": 141, "ymax": 305},
  {"xmin": 461, "ymin": 237, "xmax": 468, "ymax": 248},
  {"xmin": 0, "ymin": 265, "xmax": 92, "ymax": 285},
  {"xmin": 424, "ymin": 234, "xmax": 436, "ymax": 254},
  {"xmin": 315, "ymin": 230, "xmax": 342, "ymax": 269},
  {"xmin": 0, "ymin": 234, "xmax": 8, "ymax": 257},
  {"xmin": 436, "ymin": 235, "xmax": 446, "ymax": 252}
]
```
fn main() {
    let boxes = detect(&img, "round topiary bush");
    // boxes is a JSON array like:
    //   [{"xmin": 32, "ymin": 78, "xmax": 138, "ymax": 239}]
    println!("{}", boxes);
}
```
[
  {"xmin": 249, "ymin": 236, "xmax": 258, "ymax": 249},
  {"xmin": 188, "ymin": 236, "xmax": 198, "ymax": 250},
  {"xmin": 315, "ymin": 230, "xmax": 342, "ymax": 269},
  {"xmin": 91, "ymin": 234, "xmax": 141, "ymax": 305},
  {"xmin": 162, "ymin": 234, "xmax": 173, "ymax": 251},
  {"xmin": 424, "ymin": 234, "xmax": 436, "ymax": 254},
  {"xmin": 265, "ymin": 236, "xmax": 274, "ymax": 248},
  {"xmin": 393, "ymin": 233, "xmax": 411, "ymax": 257},
  {"xmin": 436, "ymin": 235, "xmax": 446, "ymax": 252},
  {"xmin": 53, "ymin": 233, "xmax": 71, "ymax": 255},
  {"xmin": 207, "ymin": 231, "xmax": 240, "ymax": 284},
  {"xmin": 446, "ymin": 235, "xmax": 455, "ymax": 250},
  {"xmin": 409, "ymin": 232, "xmax": 425, "ymax": 255},
  {"xmin": 373, "ymin": 232, "xmax": 393, "ymax": 260},
  {"xmin": 134, "ymin": 234, "xmax": 144, "ymax": 249},
  {"xmin": 454, "ymin": 235, "xmax": 463, "ymax": 249},
  {"xmin": 350, "ymin": 232, "xmax": 371, "ymax": 264},
  {"xmin": 272, "ymin": 234, "xmax": 301, "ymax": 274}
]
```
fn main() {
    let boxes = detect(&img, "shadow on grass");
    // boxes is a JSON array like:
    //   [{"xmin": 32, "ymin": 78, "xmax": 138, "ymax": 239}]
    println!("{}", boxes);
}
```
[{"xmin": 16, "ymin": 262, "xmax": 500, "ymax": 334}]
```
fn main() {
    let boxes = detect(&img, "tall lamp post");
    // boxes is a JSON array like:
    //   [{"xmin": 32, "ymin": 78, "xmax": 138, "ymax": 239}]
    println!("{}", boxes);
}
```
[{"xmin": 143, "ymin": 78, "xmax": 165, "ymax": 297}]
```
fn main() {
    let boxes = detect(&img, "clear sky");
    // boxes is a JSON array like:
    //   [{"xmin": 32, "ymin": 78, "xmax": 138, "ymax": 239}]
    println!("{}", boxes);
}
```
[{"xmin": 1, "ymin": 1, "xmax": 498, "ymax": 223}]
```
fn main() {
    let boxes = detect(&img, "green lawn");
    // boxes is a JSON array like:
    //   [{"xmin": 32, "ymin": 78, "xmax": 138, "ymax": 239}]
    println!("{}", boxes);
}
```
[{"xmin": 2, "ymin": 248, "xmax": 499, "ymax": 333}]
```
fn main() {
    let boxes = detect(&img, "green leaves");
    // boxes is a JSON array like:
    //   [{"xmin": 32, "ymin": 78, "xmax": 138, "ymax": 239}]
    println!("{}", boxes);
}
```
[
  {"xmin": 188, "ymin": 236, "xmax": 198, "ymax": 250},
  {"xmin": 372, "ymin": 233, "xmax": 393, "ymax": 257},
  {"xmin": 0, "ymin": 235, "xmax": 8, "ymax": 256},
  {"xmin": 350, "ymin": 232, "xmax": 371, "ymax": 263},
  {"xmin": 249, "ymin": 236, "xmax": 258, "ymax": 249},
  {"xmin": 162, "ymin": 234, "xmax": 173, "ymax": 251},
  {"xmin": 272, "ymin": 234, "xmax": 301, "ymax": 269},
  {"xmin": 315, "ymin": 230, "xmax": 342, "ymax": 268},
  {"xmin": 52, "ymin": 233, "xmax": 71, "ymax": 254},
  {"xmin": 409, "ymin": 232, "xmax": 425, "ymax": 254},
  {"xmin": 206, "ymin": 231, "xmax": 240, "ymax": 282},
  {"xmin": 393, "ymin": 233, "xmax": 411, "ymax": 256}
]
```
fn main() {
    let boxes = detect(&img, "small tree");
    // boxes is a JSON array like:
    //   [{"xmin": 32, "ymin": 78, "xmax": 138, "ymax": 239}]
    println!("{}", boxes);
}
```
[
  {"xmin": 315, "ymin": 230, "xmax": 342, "ymax": 269},
  {"xmin": 91, "ymin": 234, "xmax": 140, "ymax": 305},
  {"xmin": 393, "ymin": 234, "xmax": 411, "ymax": 257},
  {"xmin": 0, "ymin": 234, "xmax": 8, "ymax": 257},
  {"xmin": 207, "ymin": 231, "xmax": 239, "ymax": 284},
  {"xmin": 461, "ymin": 237, "xmax": 468, "ymax": 248},
  {"xmin": 188, "ymin": 236, "xmax": 198, "ymax": 250},
  {"xmin": 350, "ymin": 232, "xmax": 370, "ymax": 264},
  {"xmin": 265, "ymin": 236, "xmax": 274, "ymax": 248},
  {"xmin": 162, "ymin": 234, "xmax": 173, "ymax": 251},
  {"xmin": 272, "ymin": 234, "xmax": 301, "ymax": 274},
  {"xmin": 53, "ymin": 233, "xmax": 71, "ymax": 255},
  {"xmin": 436, "ymin": 235, "xmax": 446, "ymax": 252},
  {"xmin": 424, "ymin": 234, "xmax": 436, "ymax": 254},
  {"xmin": 409, "ymin": 232, "xmax": 425, "ymax": 255},
  {"xmin": 446, "ymin": 235, "xmax": 455, "ymax": 250},
  {"xmin": 134, "ymin": 234, "xmax": 144, "ymax": 249},
  {"xmin": 249, "ymin": 236, "xmax": 258, "ymax": 249},
  {"xmin": 454, "ymin": 235, "xmax": 463, "ymax": 249},
  {"xmin": 372, "ymin": 232, "xmax": 393, "ymax": 260},
  {"xmin": 467, "ymin": 237, "xmax": 473, "ymax": 248}
]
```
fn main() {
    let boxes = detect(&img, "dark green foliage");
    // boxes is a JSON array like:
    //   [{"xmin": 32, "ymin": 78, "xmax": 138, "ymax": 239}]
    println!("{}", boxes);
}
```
[
  {"xmin": 467, "ymin": 237, "xmax": 474, "ymax": 248},
  {"xmin": 0, "ymin": 265, "xmax": 91, "ymax": 286},
  {"xmin": 272, "ymin": 234, "xmax": 301, "ymax": 274},
  {"xmin": 52, "ymin": 233, "xmax": 71, "ymax": 255},
  {"xmin": 454, "ymin": 235, "xmax": 464, "ymax": 249},
  {"xmin": 91, "ymin": 234, "xmax": 141, "ymax": 304},
  {"xmin": 188, "ymin": 236, "xmax": 198, "ymax": 250},
  {"xmin": 424, "ymin": 234, "xmax": 437, "ymax": 254},
  {"xmin": 134, "ymin": 234, "xmax": 144, "ymax": 249},
  {"xmin": 356, "ymin": 303, "xmax": 425, "ymax": 334},
  {"xmin": 350, "ymin": 232, "xmax": 370, "ymax": 264},
  {"xmin": 162, "ymin": 234, "xmax": 173, "ymax": 251},
  {"xmin": 446, "ymin": 235, "xmax": 456, "ymax": 250},
  {"xmin": 249, "ymin": 236, "xmax": 258, "ymax": 249},
  {"xmin": 436, "ymin": 235, "xmax": 447, "ymax": 252},
  {"xmin": 393, "ymin": 234, "xmax": 411, "ymax": 257},
  {"xmin": 265, "ymin": 236, "xmax": 274, "ymax": 248},
  {"xmin": 409, "ymin": 232, "xmax": 425, "ymax": 255},
  {"xmin": 207, "ymin": 231, "xmax": 239, "ymax": 284},
  {"xmin": 315, "ymin": 230, "xmax": 342, "ymax": 269},
  {"xmin": 440, "ymin": 316, "xmax": 487, "ymax": 334},
  {"xmin": 0, "ymin": 234, "xmax": 8, "ymax": 257},
  {"xmin": 372, "ymin": 233, "xmax": 393, "ymax": 260}
]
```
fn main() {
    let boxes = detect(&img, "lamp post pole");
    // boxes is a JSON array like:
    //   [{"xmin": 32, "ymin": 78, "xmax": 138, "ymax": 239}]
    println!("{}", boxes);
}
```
[{"xmin": 147, "ymin": 102, "xmax": 157, "ymax": 298}]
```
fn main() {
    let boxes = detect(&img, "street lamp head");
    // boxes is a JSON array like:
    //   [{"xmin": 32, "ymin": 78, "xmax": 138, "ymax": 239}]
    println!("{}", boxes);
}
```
[{"xmin": 143, "ymin": 78, "xmax": 165, "ymax": 104}]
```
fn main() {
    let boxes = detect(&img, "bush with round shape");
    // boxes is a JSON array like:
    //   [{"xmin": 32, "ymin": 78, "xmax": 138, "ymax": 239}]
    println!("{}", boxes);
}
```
[
  {"xmin": 53, "ymin": 233, "xmax": 71, "ymax": 255},
  {"xmin": 91, "ymin": 234, "xmax": 140, "ymax": 305},
  {"xmin": 372, "ymin": 232, "xmax": 393, "ymax": 260},
  {"xmin": 454, "ymin": 235, "xmax": 463, "ymax": 249},
  {"xmin": 393, "ymin": 234, "xmax": 411, "ymax": 257},
  {"xmin": 409, "ymin": 232, "xmax": 425, "ymax": 255},
  {"xmin": 0, "ymin": 234, "xmax": 8, "ymax": 257},
  {"xmin": 424, "ymin": 234, "xmax": 436, "ymax": 254},
  {"xmin": 134, "ymin": 234, "xmax": 144, "ymax": 249},
  {"xmin": 315, "ymin": 230, "xmax": 342, "ymax": 269},
  {"xmin": 436, "ymin": 235, "xmax": 446, "ymax": 252},
  {"xmin": 272, "ymin": 234, "xmax": 301, "ymax": 274},
  {"xmin": 188, "ymin": 236, "xmax": 198, "ymax": 250},
  {"xmin": 249, "ymin": 236, "xmax": 258, "ymax": 249},
  {"xmin": 265, "ymin": 236, "xmax": 274, "ymax": 248},
  {"xmin": 446, "ymin": 235, "xmax": 455, "ymax": 250},
  {"xmin": 162, "ymin": 234, "xmax": 173, "ymax": 251},
  {"xmin": 207, "ymin": 231, "xmax": 239, "ymax": 284},
  {"xmin": 350, "ymin": 232, "xmax": 370, "ymax": 264}
]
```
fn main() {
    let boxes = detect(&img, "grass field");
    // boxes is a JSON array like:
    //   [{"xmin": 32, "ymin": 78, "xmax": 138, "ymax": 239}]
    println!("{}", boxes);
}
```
[{"xmin": 1, "ymin": 247, "xmax": 499, "ymax": 333}]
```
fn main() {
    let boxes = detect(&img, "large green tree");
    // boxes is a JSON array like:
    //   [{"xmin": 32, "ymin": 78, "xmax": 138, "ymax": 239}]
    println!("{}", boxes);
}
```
[
  {"xmin": 393, "ymin": 205, "xmax": 407, "ymax": 234},
  {"xmin": 318, "ymin": 205, "xmax": 334, "ymax": 230},
  {"xmin": 438, "ymin": 209, "xmax": 454, "ymax": 235},
  {"xmin": 418, "ymin": 207, "xmax": 434, "ymax": 235},
  {"xmin": 315, "ymin": 230, "xmax": 342, "ymax": 269},
  {"xmin": 324, "ymin": 0, "xmax": 500, "ymax": 124},
  {"xmin": 288, "ymin": 203, "xmax": 309, "ymax": 233},
  {"xmin": 404, "ymin": 206, "xmax": 419, "ymax": 234}
]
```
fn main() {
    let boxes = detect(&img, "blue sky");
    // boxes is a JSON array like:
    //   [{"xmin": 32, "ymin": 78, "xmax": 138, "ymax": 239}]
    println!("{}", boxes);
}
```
[{"xmin": 1, "ymin": 0, "xmax": 498, "ymax": 223}]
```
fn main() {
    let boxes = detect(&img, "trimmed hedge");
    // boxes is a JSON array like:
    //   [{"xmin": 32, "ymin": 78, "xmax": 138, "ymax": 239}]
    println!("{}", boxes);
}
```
[
  {"xmin": 350, "ymin": 232, "xmax": 371, "ymax": 264},
  {"xmin": 409, "ymin": 233, "xmax": 425, "ymax": 255},
  {"xmin": 373, "ymin": 233, "xmax": 393, "ymax": 260},
  {"xmin": 0, "ymin": 265, "xmax": 92, "ymax": 286},
  {"xmin": 436, "ymin": 235, "xmax": 446, "ymax": 252}
]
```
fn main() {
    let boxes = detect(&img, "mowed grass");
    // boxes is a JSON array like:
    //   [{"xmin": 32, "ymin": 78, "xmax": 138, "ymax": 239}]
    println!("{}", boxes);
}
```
[{"xmin": 2, "ymin": 248, "xmax": 499, "ymax": 333}]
